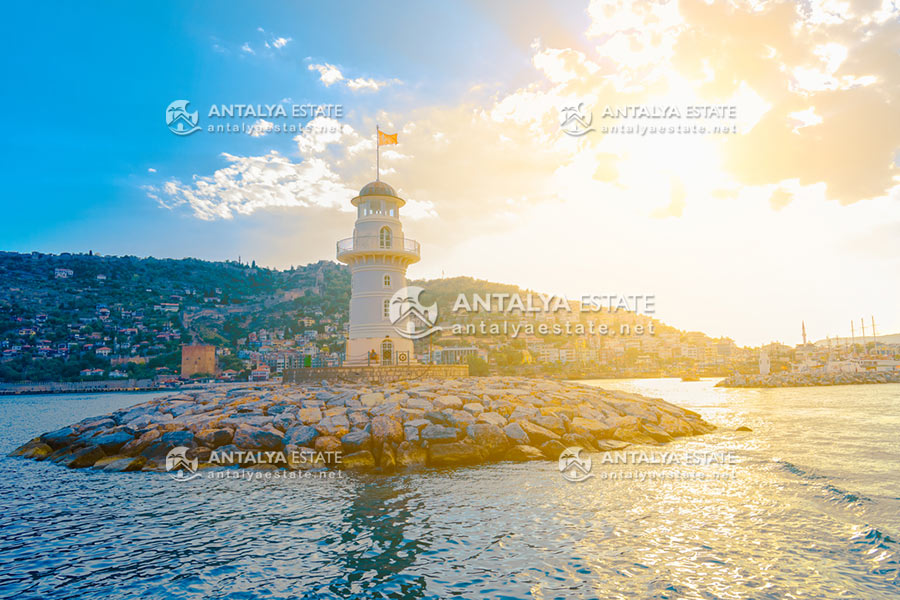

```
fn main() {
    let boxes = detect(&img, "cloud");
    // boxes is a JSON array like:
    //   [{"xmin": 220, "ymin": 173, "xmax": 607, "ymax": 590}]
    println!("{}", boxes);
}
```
[
  {"xmin": 247, "ymin": 119, "xmax": 275, "ymax": 137},
  {"xmin": 147, "ymin": 118, "xmax": 436, "ymax": 221},
  {"xmin": 240, "ymin": 42, "xmax": 254, "ymax": 55},
  {"xmin": 147, "ymin": 167, "xmax": 157, "ymax": 173},
  {"xmin": 307, "ymin": 62, "xmax": 400, "ymax": 92}
]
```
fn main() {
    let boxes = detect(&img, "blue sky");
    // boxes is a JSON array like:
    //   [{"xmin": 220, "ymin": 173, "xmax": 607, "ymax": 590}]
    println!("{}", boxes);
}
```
[
  {"xmin": 1, "ymin": 1, "xmax": 897, "ymax": 345},
  {"xmin": 0, "ymin": 1, "xmax": 585, "ymax": 259}
]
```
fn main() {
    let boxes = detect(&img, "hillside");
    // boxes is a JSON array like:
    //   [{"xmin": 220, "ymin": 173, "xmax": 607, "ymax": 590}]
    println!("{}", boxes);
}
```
[{"xmin": 0, "ymin": 251, "xmax": 751, "ymax": 382}]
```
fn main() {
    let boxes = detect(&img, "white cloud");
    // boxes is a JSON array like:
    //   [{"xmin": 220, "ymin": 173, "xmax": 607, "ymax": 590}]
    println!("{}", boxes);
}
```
[
  {"xmin": 241, "ymin": 42, "xmax": 254, "ymax": 55},
  {"xmin": 307, "ymin": 62, "xmax": 399, "ymax": 92},
  {"xmin": 247, "ymin": 119, "xmax": 275, "ymax": 137},
  {"xmin": 308, "ymin": 63, "xmax": 344, "ymax": 86},
  {"xmin": 147, "ymin": 167, "xmax": 156, "ymax": 173}
]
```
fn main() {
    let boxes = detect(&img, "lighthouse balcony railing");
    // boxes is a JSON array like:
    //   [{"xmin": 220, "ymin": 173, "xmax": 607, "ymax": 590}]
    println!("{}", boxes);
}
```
[{"xmin": 336, "ymin": 236, "xmax": 420, "ymax": 260}]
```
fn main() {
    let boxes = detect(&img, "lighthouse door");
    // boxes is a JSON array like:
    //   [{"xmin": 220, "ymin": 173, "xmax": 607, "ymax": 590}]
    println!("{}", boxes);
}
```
[{"xmin": 381, "ymin": 339, "xmax": 394, "ymax": 366}]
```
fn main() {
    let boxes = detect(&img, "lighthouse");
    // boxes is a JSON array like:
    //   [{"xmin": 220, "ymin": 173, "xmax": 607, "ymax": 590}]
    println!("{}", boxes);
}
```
[{"xmin": 337, "ymin": 180, "xmax": 420, "ymax": 366}]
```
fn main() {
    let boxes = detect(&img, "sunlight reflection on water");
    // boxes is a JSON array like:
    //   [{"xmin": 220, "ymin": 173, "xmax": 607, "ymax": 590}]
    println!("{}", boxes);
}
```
[{"xmin": 0, "ymin": 381, "xmax": 898, "ymax": 599}]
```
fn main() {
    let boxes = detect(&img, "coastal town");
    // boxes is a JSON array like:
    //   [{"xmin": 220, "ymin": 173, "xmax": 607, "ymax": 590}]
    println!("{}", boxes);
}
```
[{"xmin": 1, "ymin": 251, "xmax": 897, "ymax": 391}]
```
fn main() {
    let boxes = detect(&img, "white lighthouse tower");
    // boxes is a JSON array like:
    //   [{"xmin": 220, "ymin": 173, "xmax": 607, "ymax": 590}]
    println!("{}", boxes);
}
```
[{"xmin": 337, "ymin": 180, "xmax": 420, "ymax": 366}]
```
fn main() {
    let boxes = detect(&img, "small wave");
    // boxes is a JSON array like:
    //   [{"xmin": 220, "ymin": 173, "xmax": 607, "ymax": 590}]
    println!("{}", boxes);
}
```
[
  {"xmin": 850, "ymin": 527, "xmax": 900, "ymax": 584},
  {"xmin": 776, "ymin": 460, "xmax": 871, "ymax": 505}
]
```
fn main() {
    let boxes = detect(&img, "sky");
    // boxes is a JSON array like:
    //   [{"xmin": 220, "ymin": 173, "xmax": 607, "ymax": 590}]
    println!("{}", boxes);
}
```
[{"xmin": 0, "ymin": 0, "xmax": 898, "ymax": 347}]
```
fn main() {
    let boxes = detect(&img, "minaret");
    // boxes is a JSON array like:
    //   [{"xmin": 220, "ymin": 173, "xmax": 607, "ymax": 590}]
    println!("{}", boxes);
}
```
[
  {"xmin": 801, "ymin": 321, "xmax": 807, "ymax": 345},
  {"xmin": 337, "ymin": 180, "xmax": 420, "ymax": 366}
]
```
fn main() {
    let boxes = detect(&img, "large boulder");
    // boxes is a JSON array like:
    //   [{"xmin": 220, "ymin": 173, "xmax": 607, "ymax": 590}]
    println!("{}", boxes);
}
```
[
  {"xmin": 360, "ymin": 392, "xmax": 385, "ymax": 408},
  {"xmin": 570, "ymin": 417, "xmax": 612, "ymax": 439},
  {"xmin": 503, "ymin": 422, "xmax": 529, "ymax": 445},
  {"xmin": 518, "ymin": 420, "xmax": 560, "ymax": 445},
  {"xmin": 297, "ymin": 407, "xmax": 323, "ymax": 425},
  {"xmin": 503, "ymin": 445, "xmax": 544, "ymax": 461},
  {"xmin": 99, "ymin": 455, "xmax": 147, "ymax": 472},
  {"xmin": 341, "ymin": 430, "xmax": 371, "ymax": 453},
  {"xmin": 92, "ymin": 431, "xmax": 135, "ymax": 454},
  {"xmin": 160, "ymin": 430, "xmax": 195, "ymax": 448},
  {"xmin": 314, "ymin": 435, "xmax": 342, "ymax": 454},
  {"xmin": 40, "ymin": 426, "xmax": 78, "ymax": 450},
  {"xmin": 396, "ymin": 442, "xmax": 427, "ymax": 468},
  {"xmin": 196, "ymin": 428, "xmax": 233, "ymax": 448},
  {"xmin": 283, "ymin": 424, "xmax": 318, "ymax": 447},
  {"xmin": 433, "ymin": 395, "xmax": 463, "ymax": 410},
  {"xmin": 427, "ymin": 441, "xmax": 484, "ymax": 467},
  {"xmin": 462, "ymin": 403, "xmax": 485, "ymax": 416},
  {"xmin": 67, "ymin": 446, "xmax": 105, "ymax": 468},
  {"xmin": 403, "ymin": 426, "xmax": 420, "ymax": 443},
  {"xmin": 539, "ymin": 440, "xmax": 567, "ymax": 460},
  {"xmin": 561, "ymin": 433, "xmax": 598, "ymax": 452},
  {"xmin": 509, "ymin": 405, "xmax": 540, "ymax": 421},
  {"xmin": 370, "ymin": 416, "xmax": 403, "ymax": 445},
  {"xmin": 406, "ymin": 398, "xmax": 433, "ymax": 411},
  {"xmin": 315, "ymin": 414, "xmax": 350, "ymax": 438},
  {"xmin": 477, "ymin": 412, "xmax": 507, "ymax": 428},
  {"xmin": 530, "ymin": 414, "xmax": 566, "ymax": 435},
  {"xmin": 379, "ymin": 442, "xmax": 397, "ymax": 471},
  {"xmin": 466, "ymin": 423, "xmax": 509, "ymax": 457},
  {"xmin": 232, "ymin": 425, "xmax": 282, "ymax": 450},
  {"xmin": 121, "ymin": 429, "xmax": 161, "ymax": 456},
  {"xmin": 442, "ymin": 409, "xmax": 476, "ymax": 429},
  {"xmin": 341, "ymin": 450, "xmax": 376, "ymax": 470},
  {"xmin": 641, "ymin": 423, "xmax": 673, "ymax": 443},
  {"xmin": 420, "ymin": 424, "xmax": 458, "ymax": 443}
]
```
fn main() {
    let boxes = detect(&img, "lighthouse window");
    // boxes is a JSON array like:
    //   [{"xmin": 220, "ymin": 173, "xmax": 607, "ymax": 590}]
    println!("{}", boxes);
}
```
[
  {"xmin": 383, "ymin": 274, "xmax": 391, "ymax": 287},
  {"xmin": 379, "ymin": 226, "xmax": 392, "ymax": 248},
  {"xmin": 386, "ymin": 201, "xmax": 396, "ymax": 217},
  {"xmin": 383, "ymin": 299, "xmax": 390, "ymax": 318}
]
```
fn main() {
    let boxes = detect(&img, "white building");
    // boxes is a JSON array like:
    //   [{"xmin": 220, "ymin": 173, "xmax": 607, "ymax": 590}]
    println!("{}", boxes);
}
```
[{"xmin": 337, "ymin": 180, "xmax": 420, "ymax": 366}]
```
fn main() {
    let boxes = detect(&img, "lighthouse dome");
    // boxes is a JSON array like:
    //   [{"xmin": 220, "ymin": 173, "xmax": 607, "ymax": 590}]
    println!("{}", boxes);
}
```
[
  {"xmin": 353, "ymin": 180, "xmax": 405, "ymax": 207},
  {"xmin": 359, "ymin": 181, "xmax": 399, "ymax": 198}
]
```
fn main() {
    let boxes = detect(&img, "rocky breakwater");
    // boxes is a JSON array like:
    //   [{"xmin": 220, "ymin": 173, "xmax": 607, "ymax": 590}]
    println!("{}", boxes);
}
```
[
  {"xmin": 10, "ymin": 377, "xmax": 715, "ymax": 473},
  {"xmin": 717, "ymin": 371, "xmax": 900, "ymax": 388}
]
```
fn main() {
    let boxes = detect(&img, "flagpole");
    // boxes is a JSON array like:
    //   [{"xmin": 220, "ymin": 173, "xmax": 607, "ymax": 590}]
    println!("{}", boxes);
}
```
[{"xmin": 376, "ymin": 124, "xmax": 380, "ymax": 181}]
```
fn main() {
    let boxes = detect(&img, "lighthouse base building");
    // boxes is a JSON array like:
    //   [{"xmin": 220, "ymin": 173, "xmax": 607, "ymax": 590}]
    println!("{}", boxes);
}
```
[{"xmin": 336, "ymin": 180, "xmax": 420, "ymax": 366}]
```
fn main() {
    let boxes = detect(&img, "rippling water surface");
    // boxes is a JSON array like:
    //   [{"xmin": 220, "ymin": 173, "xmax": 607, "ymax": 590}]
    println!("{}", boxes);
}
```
[{"xmin": 0, "ymin": 380, "xmax": 898, "ymax": 599}]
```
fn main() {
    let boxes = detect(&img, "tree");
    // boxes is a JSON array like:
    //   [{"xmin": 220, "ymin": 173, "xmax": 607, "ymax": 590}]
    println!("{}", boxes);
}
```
[{"xmin": 467, "ymin": 355, "xmax": 489, "ymax": 376}]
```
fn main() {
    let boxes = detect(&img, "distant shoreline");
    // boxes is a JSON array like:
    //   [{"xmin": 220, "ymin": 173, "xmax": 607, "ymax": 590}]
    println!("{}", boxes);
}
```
[
  {"xmin": 717, "ymin": 371, "xmax": 900, "ymax": 388},
  {"xmin": 0, "ymin": 381, "xmax": 246, "ymax": 397}
]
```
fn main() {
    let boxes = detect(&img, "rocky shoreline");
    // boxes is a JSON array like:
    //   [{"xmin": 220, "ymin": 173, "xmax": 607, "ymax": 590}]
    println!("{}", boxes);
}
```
[
  {"xmin": 717, "ymin": 371, "xmax": 900, "ymax": 388},
  {"xmin": 11, "ymin": 377, "xmax": 715, "ymax": 473}
]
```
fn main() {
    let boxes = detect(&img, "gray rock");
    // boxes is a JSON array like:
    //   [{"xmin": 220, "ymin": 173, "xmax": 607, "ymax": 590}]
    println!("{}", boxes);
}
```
[
  {"xmin": 405, "ymin": 398, "xmax": 433, "ymax": 411},
  {"xmin": 92, "ymin": 431, "xmax": 134, "ymax": 453},
  {"xmin": 503, "ymin": 422, "xmax": 529, "ymax": 444},
  {"xmin": 503, "ymin": 444, "xmax": 544, "ymax": 461},
  {"xmin": 477, "ymin": 412, "xmax": 507, "ymax": 427},
  {"xmin": 341, "ymin": 430, "xmax": 371, "ymax": 453},
  {"xmin": 518, "ymin": 420, "xmax": 560, "ymax": 445},
  {"xmin": 466, "ymin": 423, "xmax": 509, "ymax": 457},
  {"xmin": 232, "ymin": 425, "xmax": 282, "ymax": 450},
  {"xmin": 421, "ymin": 424, "xmax": 458, "ymax": 443},
  {"xmin": 428, "ymin": 441, "xmax": 484, "ymax": 466},
  {"xmin": 403, "ymin": 426, "xmax": 420, "ymax": 443},
  {"xmin": 67, "ymin": 446, "xmax": 105, "ymax": 468},
  {"xmin": 433, "ymin": 395, "xmax": 463, "ymax": 410},
  {"xmin": 196, "ymin": 428, "xmax": 233, "ymax": 448},
  {"xmin": 284, "ymin": 425, "xmax": 319, "ymax": 447},
  {"xmin": 160, "ymin": 431, "xmax": 195, "ymax": 447}
]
